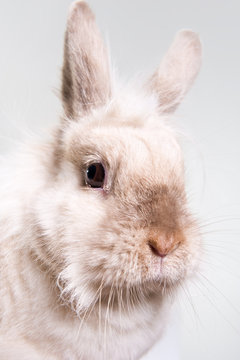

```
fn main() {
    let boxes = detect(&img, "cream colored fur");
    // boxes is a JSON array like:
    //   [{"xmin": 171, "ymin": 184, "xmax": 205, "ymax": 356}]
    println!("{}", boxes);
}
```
[{"xmin": 0, "ymin": 1, "xmax": 202, "ymax": 359}]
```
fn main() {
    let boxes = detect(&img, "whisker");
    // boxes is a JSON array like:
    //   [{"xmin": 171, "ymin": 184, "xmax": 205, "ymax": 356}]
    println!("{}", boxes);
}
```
[
  {"xmin": 179, "ymin": 282, "xmax": 201, "ymax": 328},
  {"xmin": 192, "ymin": 277, "xmax": 240, "ymax": 335},
  {"xmin": 198, "ymin": 272, "xmax": 240, "ymax": 317},
  {"xmin": 198, "ymin": 256, "xmax": 240, "ymax": 280}
]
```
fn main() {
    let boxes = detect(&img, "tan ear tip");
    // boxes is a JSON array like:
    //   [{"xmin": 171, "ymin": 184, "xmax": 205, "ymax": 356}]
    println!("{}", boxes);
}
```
[
  {"xmin": 176, "ymin": 29, "xmax": 201, "ymax": 44},
  {"xmin": 175, "ymin": 29, "xmax": 202, "ymax": 55},
  {"xmin": 68, "ymin": 1, "xmax": 94, "ymax": 22}
]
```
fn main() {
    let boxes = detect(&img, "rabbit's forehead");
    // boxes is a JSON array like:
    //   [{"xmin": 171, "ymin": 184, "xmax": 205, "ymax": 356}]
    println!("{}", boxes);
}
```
[
  {"xmin": 106, "ymin": 127, "xmax": 180, "ymax": 167},
  {"xmin": 65, "ymin": 123, "xmax": 183, "ymax": 179}
]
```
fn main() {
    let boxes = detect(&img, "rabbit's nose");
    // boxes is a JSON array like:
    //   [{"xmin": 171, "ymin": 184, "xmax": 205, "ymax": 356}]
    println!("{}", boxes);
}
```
[{"xmin": 148, "ymin": 231, "xmax": 183, "ymax": 258}]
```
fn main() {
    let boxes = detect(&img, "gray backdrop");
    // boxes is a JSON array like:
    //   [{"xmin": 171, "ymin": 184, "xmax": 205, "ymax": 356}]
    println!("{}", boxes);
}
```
[{"xmin": 0, "ymin": 1, "xmax": 239, "ymax": 359}]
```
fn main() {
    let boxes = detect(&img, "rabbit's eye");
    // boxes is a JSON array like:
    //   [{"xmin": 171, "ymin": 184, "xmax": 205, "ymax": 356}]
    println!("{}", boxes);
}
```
[{"xmin": 85, "ymin": 163, "xmax": 105, "ymax": 188}]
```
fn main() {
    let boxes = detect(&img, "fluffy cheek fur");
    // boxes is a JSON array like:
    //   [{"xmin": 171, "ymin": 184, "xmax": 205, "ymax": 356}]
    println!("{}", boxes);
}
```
[{"xmin": 31, "ymin": 179, "xmax": 106, "ymax": 312}]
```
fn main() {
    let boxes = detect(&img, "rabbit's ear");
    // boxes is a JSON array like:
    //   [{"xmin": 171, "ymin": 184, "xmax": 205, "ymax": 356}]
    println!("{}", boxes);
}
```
[
  {"xmin": 62, "ymin": 1, "xmax": 111, "ymax": 119},
  {"xmin": 147, "ymin": 30, "xmax": 202, "ymax": 114}
]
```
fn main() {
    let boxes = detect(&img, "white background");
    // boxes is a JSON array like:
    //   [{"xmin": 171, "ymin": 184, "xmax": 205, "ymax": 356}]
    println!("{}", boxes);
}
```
[{"xmin": 0, "ymin": 1, "xmax": 239, "ymax": 359}]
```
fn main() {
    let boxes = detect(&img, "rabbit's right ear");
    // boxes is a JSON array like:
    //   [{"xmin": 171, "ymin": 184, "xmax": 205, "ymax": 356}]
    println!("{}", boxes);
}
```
[
  {"xmin": 146, "ymin": 30, "xmax": 202, "ymax": 114},
  {"xmin": 61, "ymin": 1, "xmax": 111, "ymax": 119}
]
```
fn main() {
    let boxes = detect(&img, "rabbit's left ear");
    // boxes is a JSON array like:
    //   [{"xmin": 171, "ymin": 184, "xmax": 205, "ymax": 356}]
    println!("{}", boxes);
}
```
[
  {"xmin": 147, "ymin": 30, "xmax": 202, "ymax": 114},
  {"xmin": 61, "ymin": 1, "xmax": 111, "ymax": 119}
]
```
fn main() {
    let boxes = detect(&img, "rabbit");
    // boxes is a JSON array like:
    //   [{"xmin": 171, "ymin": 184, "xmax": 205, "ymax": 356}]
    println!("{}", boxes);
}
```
[{"xmin": 0, "ymin": 1, "xmax": 202, "ymax": 359}]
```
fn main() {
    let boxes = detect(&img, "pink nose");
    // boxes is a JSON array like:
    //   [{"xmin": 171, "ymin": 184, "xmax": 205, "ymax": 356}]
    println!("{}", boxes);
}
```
[
  {"xmin": 148, "ymin": 231, "xmax": 183, "ymax": 258},
  {"xmin": 148, "ymin": 242, "xmax": 168, "ymax": 258}
]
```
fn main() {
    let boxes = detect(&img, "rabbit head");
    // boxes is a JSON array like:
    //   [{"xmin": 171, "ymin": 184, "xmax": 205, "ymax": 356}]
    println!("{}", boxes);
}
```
[{"xmin": 34, "ymin": 1, "xmax": 202, "ymax": 315}]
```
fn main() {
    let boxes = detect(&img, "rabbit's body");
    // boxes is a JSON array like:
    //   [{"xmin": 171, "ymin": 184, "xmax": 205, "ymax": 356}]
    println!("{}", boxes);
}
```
[{"xmin": 0, "ymin": 1, "xmax": 202, "ymax": 359}]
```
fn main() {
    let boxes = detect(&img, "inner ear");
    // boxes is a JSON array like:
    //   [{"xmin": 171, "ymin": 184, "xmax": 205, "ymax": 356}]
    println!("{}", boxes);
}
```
[
  {"xmin": 146, "ymin": 30, "xmax": 202, "ymax": 114},
  {"xmin": 61, "ymin": 1, "xmax": 112, "ymax": 120}
]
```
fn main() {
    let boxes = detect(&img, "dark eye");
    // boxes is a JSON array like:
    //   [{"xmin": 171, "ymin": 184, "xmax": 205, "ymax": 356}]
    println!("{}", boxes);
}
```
[{"xmin": 85, "ymin": 163, "xmax": 105, "ymax": 188}]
